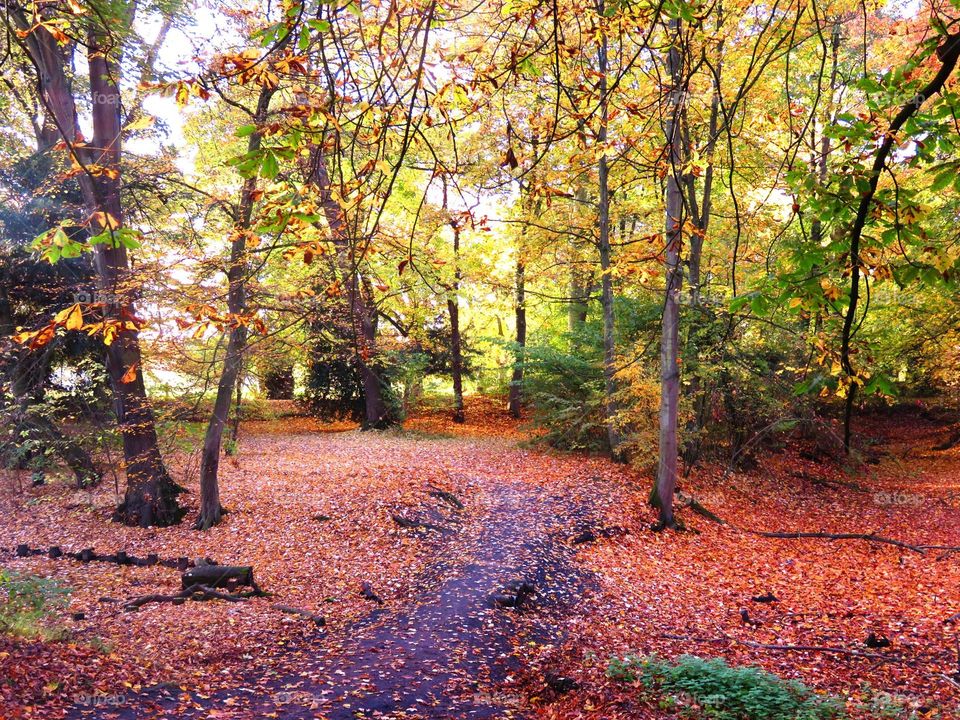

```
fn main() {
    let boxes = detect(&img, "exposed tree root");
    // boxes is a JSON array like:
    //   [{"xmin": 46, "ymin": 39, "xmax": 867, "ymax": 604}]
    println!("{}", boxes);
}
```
[
  {"xmin": 123, "ymin": 583, "xmax": 262, "ymax": 611},
  {"xmin": 750, "ymin": 530, "xmax": 931, "ymax": 553},
  {"xmin": 272, "ymin": 604, "xmax": 326, "ymax": 626},
  {"xmin": 13, "ymin": 544, "xmax": 195, "ymax": 570},
  {"xmin": 391, "ymin": 514, "xmax": 453, "ymax": 534}
]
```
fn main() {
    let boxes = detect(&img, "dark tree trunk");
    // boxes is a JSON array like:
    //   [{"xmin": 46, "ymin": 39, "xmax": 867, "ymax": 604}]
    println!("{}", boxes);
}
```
[
  {"xmin": 196, "ymin": 86, "xmax": 275, "ymax": 531},
  {"xmin": 305, "ymin": 148, "xmax": 392, "ymax": 429},
  {"xmin": 680, "ymin": 38, "xmax": 721, "ymax": 471},
  {"xmin": 448, "ymin": 223, "xmax": 465, "ymax": 423},
  {"xmin": 567, "ymin": 274, "xmax": 590, "ymax": 334},
  {"xmin": 839, "ymin": 30, "xmax": 960, "ymax": 450},
  {"xmin": 9, "ymin": 14, "xmax": 182, "ymax": 525}
]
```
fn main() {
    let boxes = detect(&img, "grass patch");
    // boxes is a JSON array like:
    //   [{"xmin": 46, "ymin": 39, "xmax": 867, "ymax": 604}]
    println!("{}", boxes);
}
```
[{"xmin": 0, "ymin": 570, "xmax": 71, "ymax": 641}]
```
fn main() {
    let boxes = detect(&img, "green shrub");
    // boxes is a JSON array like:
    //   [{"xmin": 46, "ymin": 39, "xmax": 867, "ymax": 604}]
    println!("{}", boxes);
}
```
[
  {"xmin": 519, "ymin": 343, "xmax": 609, "ymax": 452},
  {"xmin": 0, "ymin": 570, "xmax": 71, "ymax": 641},
  {"xmin": 607, "ymin": 654, "xmax": 844, "ymax": 720}
]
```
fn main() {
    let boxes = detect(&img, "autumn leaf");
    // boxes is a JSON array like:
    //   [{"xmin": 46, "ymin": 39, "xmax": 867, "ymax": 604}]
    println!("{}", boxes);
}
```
[
  {"xmin": 120, "ymin": 362, "xmax": 139, "ymax": 383},
  {"xmin": 54, "ymin": 303, "xmax": 84, "ymax": 331}
]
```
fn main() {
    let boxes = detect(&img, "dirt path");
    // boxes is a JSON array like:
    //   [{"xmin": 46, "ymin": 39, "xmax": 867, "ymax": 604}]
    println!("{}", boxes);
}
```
[{"xmin": 78, "ymin": 457, "xmax": 606, "ymax": 719}]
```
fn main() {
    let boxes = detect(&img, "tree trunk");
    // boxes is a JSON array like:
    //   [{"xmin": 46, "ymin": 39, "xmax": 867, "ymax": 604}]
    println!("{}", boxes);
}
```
[
  {"xmin": 88, "ymin": 29, "xmax": 181, "ymax": 526},
  {"xmin": 196, "ymin": 87, "xmax": 275, "ymax": 531},
  {"xmin": 306, "ymin": 148, "xmax": 392, "ymax": 429},
  {"xmin": 839, "ymin": 30, "xmax": 960, "ymax": 450},
  {"xmin": 508, "ymin": 251, "xmax": 525, "ymax": 418},
  {"xmin": 680, "ymin": 37, "xmax": 721, "ymax": 470},
  {"xmin": 596, "ymin": 13, "xmax": 624, "ymax": 461},
  {"xmin": 567, "ymin": 279, "xmax": 589, "ymax": 333},
  {"xmin": 654, "ymin": 16, "xmax": 684, "ymax": 530},
  {"xmin": 7, "ymin": 9, "xmax": 182, "ymax": 527},
  {"xmin": 448, "ymin": 223, "xmax": 465, "ymax": 423}
]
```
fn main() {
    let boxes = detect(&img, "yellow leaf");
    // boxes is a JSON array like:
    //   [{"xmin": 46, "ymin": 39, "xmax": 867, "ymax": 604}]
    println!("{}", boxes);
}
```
[
  {"xmin": 125, "ymin": 115, "xmax": 155, "ymax": 131},
  {"xmin": 788, "ymin": 297, "xmax": 803, "ymax": 309},
  {"xmin": 55, "ymin": 303, "xmax": 84, "ymax": 330}
]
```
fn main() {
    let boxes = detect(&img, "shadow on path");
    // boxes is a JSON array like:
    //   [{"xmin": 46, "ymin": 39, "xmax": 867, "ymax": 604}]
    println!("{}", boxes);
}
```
[{"xmin": 73, "ymin": 477, "xmax": 600, "ymax": 719}]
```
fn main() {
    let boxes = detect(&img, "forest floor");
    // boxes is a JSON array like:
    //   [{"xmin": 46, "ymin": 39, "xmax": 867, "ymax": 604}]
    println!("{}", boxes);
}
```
[{"xmin": 2, "ymin": 397, "xmax": 960, "ymax": 719}]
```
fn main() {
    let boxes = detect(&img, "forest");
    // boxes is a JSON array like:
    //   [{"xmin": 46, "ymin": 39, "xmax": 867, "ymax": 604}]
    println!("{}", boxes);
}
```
[{"xmin": 1, "ymin": 0, "xmax": 960, "ymax": 717}]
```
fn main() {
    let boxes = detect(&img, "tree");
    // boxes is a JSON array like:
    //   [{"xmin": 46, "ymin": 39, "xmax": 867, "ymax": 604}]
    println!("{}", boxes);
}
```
[{"xmin": 7, "ymin": 1, "xmax": 182, "ymax": 526}]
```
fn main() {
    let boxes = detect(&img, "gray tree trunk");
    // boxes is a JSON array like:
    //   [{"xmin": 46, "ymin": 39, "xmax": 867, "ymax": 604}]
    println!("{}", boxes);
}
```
[
  {"xmin": 654, "ymin": 17, "xmax": 685, "ymax": 529},
  {"xmin": 596, "ymin": 11, "xmax": 624, "ymax": 460}
]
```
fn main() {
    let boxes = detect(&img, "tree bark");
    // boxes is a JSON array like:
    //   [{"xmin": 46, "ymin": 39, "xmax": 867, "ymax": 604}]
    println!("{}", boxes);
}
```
[
  {"xmin": 448, "ymin": 222, "xmax": 465, "ymax": 422},
  {"xmin": 7, "ymin": 13, "xmax": 182, "ymax": 526},
  {"xmin": 654, "ymin": 16, "xmax": 685, "ymax": 530},
  {"xmin": 596, "ymin": 10, "xmax": 624, "ymax": 461},
  {"xmin": 195, "ymin": 86, "xmax": 275, "ymax": 531},
  {"xmin": 508, "ymin": 222, "xmax": 527, "ymax": 418},
  {"xmin": 304, "ymin": 148, "xmax": 391, "ymax": 429},
  {"xmin": 679, "ymin": 36, "xmax": 721, "ymax": 470},
  {"xmin": 83, "ymin": 30, "xmax": 182, "ymax": 527}
]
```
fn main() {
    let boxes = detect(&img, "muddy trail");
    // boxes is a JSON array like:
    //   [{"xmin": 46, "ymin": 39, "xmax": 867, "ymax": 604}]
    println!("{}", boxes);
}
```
[{"xmin": 74, "ymin": 475, "xmax": 605, "ymax": 719}]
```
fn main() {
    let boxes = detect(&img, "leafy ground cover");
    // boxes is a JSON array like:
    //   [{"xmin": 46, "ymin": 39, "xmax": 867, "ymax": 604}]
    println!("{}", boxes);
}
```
[{"xmin": 1, "ymin": 398, "xmax": 958, "ymax": 719}]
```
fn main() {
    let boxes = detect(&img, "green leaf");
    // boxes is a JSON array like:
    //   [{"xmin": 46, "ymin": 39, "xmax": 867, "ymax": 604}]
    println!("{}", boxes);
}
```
[{"xmin": 261, "ymin": 151, "xmax": 280, "ymax": 179}]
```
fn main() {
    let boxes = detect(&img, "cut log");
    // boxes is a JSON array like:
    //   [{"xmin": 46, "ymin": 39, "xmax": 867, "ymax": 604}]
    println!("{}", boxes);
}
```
[
  {"xmin": 181, "ymin": 565, "xmax": 255, "ymax": 591},
  {"xmin": 13, "ymin": 544, "xmax": 206, "ymax": 571}
]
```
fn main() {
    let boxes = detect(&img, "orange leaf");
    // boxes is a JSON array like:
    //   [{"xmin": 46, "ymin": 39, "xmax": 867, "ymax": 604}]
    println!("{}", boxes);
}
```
[{"xmin": 120, "ymin": 362, "xmax": 139, "ymax": 384}]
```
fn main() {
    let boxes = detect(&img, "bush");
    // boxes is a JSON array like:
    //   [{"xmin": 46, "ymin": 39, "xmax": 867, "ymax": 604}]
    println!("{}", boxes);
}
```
[
  {"xmin": 0, "ymin": 570, "xmax": 71, "ymax": 641},
  {"xmin": 607, "ymin": 654, "xmax": 844, "ymax": 720},
  {"xmin": 519, "ymin": 343, "xmax": 609, "ymax": 452}
]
